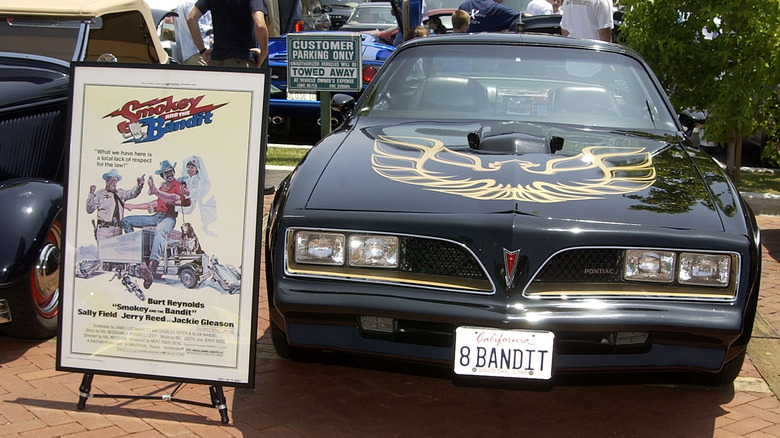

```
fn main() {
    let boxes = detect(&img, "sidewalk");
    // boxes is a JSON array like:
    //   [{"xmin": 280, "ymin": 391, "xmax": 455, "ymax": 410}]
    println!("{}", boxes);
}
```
[{"xmin": 1, "ymin": 208, "xmax": 780, "ymax": 437}]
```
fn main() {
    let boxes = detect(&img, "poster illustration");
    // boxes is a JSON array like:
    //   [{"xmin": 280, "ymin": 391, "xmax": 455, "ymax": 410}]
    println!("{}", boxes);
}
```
[{"xmin": 58, "ymin": 64, "xmax": 267, "ymax": 386}]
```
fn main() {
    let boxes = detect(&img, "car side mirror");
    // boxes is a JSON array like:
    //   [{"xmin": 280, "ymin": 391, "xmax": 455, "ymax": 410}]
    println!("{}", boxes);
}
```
[
  {"xmin": 332, "ymin": 94, "xmax": 356, "ymax": 118},
  {"xmin": 679, "ymin": 109, "xmax": 706, "ymax": 134}
]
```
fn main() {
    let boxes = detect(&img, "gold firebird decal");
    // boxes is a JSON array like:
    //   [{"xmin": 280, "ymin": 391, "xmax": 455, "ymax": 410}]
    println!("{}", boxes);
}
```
[{"xmin": 371, "ymin": 135, "xmax": 656, "ymax": 203}]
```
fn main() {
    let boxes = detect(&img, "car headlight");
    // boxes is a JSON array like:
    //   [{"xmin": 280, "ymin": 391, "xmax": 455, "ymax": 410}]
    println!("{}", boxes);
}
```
[
  {"xmin": 294, "ymin": 231, "xmax": 345, "ymax": 265},
  {"xmin": 623, "ymin": 249, "xmax": 732, "ymax": 288},
  {"xmin": 678, "ymin": 253, "xmax": 730, "ymax": 287},
  {"xmin": 349, "ymin": 235, "xmax": 398, "ymax": 268},
  {"xmin": 623, "ymin": 249, "xmax": 675, "ymax": 283}
]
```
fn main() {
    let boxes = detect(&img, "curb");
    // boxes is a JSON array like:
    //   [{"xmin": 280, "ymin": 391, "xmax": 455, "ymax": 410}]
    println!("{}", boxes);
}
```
[{"xmin": 743, "ymin": 192, "xmax": 780, "ymax": 216}]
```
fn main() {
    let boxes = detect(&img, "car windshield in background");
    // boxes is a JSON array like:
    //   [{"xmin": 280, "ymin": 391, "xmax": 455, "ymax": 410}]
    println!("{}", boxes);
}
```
[
  {"xmin": 0, "ymin": 17, "xmax": 87, "ymax": 61},
  {"xmin": 347, "ymin": 4, "xmax": 395, "ymax": 25},
  {"xmin": 358, "ymin": 44, "xmax": 678, "ymax": 133},
  {"xmin": 427, "ymin": 0, "xmax": 530, "ymax": 11},
  {"xmin": 321, "ymin": 0, "xmax": 362, "ymax": 7}
]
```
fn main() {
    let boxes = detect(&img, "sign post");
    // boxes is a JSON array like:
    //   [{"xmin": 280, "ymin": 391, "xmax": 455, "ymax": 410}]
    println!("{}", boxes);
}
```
[{"xmin": 286, "ymin": 32, "xmax": 362, "ymax": 138}]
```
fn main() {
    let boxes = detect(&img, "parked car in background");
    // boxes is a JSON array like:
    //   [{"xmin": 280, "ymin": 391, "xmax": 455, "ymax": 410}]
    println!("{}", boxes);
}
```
[
  {"xmin": 321, "ymin": 0, "xmax": 362, "ymax": 29},
  {"xmin": 340, "ymin": 2, "xmax": 396, "ymax": 32},
  {"xmin": 266, "ymin": 33, "xmax": 761, "ymax": 385},
  {"xmin": 0, "ymin": 0, "xmax": 169, "ymax": 339}
]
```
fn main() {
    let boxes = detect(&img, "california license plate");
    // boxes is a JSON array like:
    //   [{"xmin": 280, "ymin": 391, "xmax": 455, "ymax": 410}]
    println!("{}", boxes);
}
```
[{"xmin": 454, "ymin": 327, "xmax": 554, "ymax": 380}]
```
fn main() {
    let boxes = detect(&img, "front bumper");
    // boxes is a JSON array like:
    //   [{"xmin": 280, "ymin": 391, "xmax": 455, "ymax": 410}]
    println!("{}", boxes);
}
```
[{"xmin": 271, "ymin": 277, "xmax": 746, "ymax": 373}]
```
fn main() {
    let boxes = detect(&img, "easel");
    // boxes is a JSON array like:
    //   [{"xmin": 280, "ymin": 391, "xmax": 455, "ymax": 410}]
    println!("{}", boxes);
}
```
[{"xmin": 76, "ymin": 373, "xmax": 230, "ymax": 424}]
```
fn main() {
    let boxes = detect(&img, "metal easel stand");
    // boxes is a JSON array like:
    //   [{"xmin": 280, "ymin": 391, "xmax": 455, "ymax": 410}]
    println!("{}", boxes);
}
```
[{"xmin": 76, "ymin": 373, "xmax": 230, "ymax": 424}]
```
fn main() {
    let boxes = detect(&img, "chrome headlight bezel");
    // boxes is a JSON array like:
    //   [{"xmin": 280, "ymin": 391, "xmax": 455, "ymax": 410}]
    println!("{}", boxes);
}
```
[
  {"xmin": 283, "ymin": 228, "xmax": 495, "ymax": 293},
  {"xmin": 622, "ymin": 249, "xmax": 734, "ymax": 289}
]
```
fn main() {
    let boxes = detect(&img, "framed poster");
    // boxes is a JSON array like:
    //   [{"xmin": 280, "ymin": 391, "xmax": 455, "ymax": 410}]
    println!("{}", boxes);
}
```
[{"xmin": 57, "ymin": 63, "xmax": 268, "ymax": 387}]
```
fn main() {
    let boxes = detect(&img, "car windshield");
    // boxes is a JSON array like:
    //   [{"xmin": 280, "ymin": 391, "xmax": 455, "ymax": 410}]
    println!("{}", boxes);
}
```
[
  {"xmin": 357, "ymin": 44, "xmax": 678, "ymax": 132},
  {"xmin": 348, "ymin": 5, "xmax": 395, "ymax": 24},
  {"xmin": 427, "ymin": 0, "xmax": 529, "ymax": 11},
  {"xmin": 321, "ymin": 0, "xmax": 362, "ymax": 8},
  {"xmin": 0, "ymin": 16, "xmax": 87, "ymax": 61},
  {"xmin": 0, "ymin": 12, "xmax": 162, "ymax": 64}
]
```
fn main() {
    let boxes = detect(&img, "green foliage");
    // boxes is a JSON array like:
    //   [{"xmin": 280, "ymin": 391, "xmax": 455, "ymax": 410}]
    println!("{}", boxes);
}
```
[
  {"xmin": 762, "ymin": 90, "xmax": 780, "ymax": 167},
  {"xmin": 620, "ymin": 0, "xmax": 780, "ymax": 146},
  {"xmin": 735, "ymin": 170, "xmax": 780, "ymax": 195},
  {"xmin": 267, "ymin": 146, "xmax": 308, "ymax": 167}
]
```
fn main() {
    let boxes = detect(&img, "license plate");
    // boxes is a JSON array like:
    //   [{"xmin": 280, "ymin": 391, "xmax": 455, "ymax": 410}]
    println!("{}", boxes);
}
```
[
  {"xmin": 287, "ymin": 92, "xmax": 317, "ymax": 101},
  {"xmin": 454, "ymin": 326, "xmax": 554, "ymax": 380}
]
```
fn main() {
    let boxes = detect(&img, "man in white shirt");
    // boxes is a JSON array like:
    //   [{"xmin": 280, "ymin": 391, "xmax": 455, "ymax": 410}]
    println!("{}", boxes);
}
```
[
  {"xmin": 560, "ymin": 0, "xmax": 613, "ymax": 42},
  {"xmin": 524, "ymin": 0, "xmax": 553, "ymax": 16},
  {"xmin": 174, "ymin": 0, "xmax": 212, "ymax": 65}
]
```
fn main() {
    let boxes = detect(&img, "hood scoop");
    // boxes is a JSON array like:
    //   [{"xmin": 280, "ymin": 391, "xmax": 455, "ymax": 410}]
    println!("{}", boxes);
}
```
[{"xmin": 468, "ymin": 131, "xmax": 564, "ymax": 155}]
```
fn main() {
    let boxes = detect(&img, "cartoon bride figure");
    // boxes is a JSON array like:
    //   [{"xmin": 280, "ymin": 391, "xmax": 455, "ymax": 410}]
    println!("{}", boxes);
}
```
[{"xmin": 178, "ymin": 155, "xmax": 218, "ymax": 236}]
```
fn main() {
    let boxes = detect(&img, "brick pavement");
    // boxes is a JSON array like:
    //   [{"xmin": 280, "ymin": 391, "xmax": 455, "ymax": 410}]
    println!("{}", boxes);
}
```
[{"xmin": 1, "ymin": 207, "xmax": 780, "ymax": 437}]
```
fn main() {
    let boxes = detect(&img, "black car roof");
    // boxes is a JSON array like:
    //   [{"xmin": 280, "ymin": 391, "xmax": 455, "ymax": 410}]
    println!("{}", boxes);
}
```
[{"xmin": 400, "ymin": 32, "xmax": 637, "ymax": 57}]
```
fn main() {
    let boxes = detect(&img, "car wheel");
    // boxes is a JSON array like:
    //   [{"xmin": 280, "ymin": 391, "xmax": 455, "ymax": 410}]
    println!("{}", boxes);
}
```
[
  {"xmin": 271, "ymin": 319, "xmax": 293, "ymax": 359},
  {"xmin": 0, "ymin": 220, "xmax": 61, "ymax": 339},
  {"xmin": 697, "ymin": 350, "xmax": 746, "ymax": 386},
  {"xmin": 179, "ymin": 266, "xmax": 199, "ymax": 289}
]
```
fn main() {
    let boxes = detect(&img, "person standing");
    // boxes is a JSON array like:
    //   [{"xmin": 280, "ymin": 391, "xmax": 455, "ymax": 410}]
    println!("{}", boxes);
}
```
[
  {"xmin": 451, "ymin": 9, "xmax": 471, "ymax": 33},
  {"xmin": 426, "ymin": 16, "xmax": 446, "ymax": 34},
  {"xmin": 524, "ymin": 0, "xmax": 553, "ymax": 16},
  {"xmin": 405, "ymin": 25, "xmax": 429, "ymax": 41},
  {"xmin": 174, "ymin": 0, "xmax": 212, "ymax": 65},
  {"xmin": 187, "ymin": 0, "xmax": 269, "ymax": 68},
  {"xmin": 560, "ymin": 0, "xmax": 613, "ymax": 42},
  {"xmin": 458, "ymin": 0, "xmax": 520, "ymax": 33},
  {"xmin": 86, "ymin": 169, "xmax": 145, "ymax": 241},
  {"xmin": 551, "ymin": 0, "xmax": 562, "ymax": 15}
]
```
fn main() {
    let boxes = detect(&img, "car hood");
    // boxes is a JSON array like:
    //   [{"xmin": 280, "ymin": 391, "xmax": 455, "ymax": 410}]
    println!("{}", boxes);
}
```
[
  {"xmin": 303, "ymin": 119, "xmax": 732, "ymax": 232},
  {"xmin": 0, "ymin": 54, "xmax": 69, "ymax": 111}
]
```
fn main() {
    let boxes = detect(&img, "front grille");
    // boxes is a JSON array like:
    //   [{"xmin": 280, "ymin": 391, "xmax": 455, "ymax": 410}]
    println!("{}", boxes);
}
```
[
  {"xmin": 399, "ymin": 237, "xmax": 487, "ymax": 280},
  {"xmin": 534, "ymin": 249, "xmax": 623, "ymax": 283},
  {"xmin": 0, "ymin": 109, "xmax": 67, "ymax": 181},
  {"xmin": 329, "ymin": 16, "xmax": 347, "ymax": 29}
]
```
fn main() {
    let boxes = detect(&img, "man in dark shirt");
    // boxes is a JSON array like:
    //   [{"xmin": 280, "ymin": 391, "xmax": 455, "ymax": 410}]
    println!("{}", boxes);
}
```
[
  {"xmin": 188, "ymin": 0, "xmax": 269, "ymax": 67},
  {"xmin": 458, "ymin": 0, "xmax": 519, "ymax": 33}
]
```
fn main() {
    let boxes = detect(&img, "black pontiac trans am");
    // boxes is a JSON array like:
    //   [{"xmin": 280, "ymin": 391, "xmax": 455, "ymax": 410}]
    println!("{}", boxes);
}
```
[{"xmin": 265, "ymin": 33, "xmax": 761, "ymax": 385}]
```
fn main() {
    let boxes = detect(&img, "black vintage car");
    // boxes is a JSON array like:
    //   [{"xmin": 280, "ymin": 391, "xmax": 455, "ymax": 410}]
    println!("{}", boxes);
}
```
[
  {"xmin": 265, "ymin": 33, "xmax": 761, "ymax": 385},
  {"xmin": 0, "ymin": 0, "xmax": 169, "ymax": 339}
]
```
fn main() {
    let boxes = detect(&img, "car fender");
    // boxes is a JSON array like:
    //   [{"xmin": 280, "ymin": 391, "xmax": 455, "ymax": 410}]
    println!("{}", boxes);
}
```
[{"xmin": 0, "ymin": 179, "xmax": 63, "ymax": 287}]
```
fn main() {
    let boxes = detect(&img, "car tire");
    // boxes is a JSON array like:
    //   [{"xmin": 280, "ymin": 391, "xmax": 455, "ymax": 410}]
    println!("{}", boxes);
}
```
[
  {"xmin": 271, "ymin": 319, "xmax": 293, "ymax": 359},
  {"xmin": 0, "ymin": 220, "xmax": 61, "ymax": 339},
  {"xmin": 697, "ymin": 350, "xmax": 746, "ymax": 386},
  {"xmin": 270, "ymin": 319, "xmax": 317, "ymax": 361}
]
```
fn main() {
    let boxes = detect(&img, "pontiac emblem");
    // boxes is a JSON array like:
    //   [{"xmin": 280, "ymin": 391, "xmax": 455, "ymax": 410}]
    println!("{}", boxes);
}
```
[{"xmin": 504, "ymin": 249, "xmax": 521, "ymax": 288}]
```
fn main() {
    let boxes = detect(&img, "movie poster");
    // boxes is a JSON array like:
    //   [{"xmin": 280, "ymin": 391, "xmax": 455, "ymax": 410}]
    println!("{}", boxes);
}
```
[{"xmin": 58, "ymin": 64, "xmax": 267, "ymax": 386}]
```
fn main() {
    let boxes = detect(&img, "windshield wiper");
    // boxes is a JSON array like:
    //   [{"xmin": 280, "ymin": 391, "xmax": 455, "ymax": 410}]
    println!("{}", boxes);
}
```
[{"xmin": 645, "ymin": 100, "xmax": 656, "ymax": 127}]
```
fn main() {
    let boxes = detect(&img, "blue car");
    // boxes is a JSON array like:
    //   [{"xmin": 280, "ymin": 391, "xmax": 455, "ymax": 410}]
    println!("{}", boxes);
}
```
[{"xmin": 267, "ymin": 33, "xmax": 394, "ymax": 140}]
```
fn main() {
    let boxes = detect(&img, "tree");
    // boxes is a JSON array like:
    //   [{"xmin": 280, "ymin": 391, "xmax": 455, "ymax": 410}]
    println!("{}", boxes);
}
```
[{"xmin": 620, "ymin": 0, "xmax": 780, "ymax": 181}]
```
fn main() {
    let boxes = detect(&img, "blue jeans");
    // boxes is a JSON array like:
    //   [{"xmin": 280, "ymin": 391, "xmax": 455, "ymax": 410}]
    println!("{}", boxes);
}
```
[{"xmin": 121, "ymin": 212, "xmax": 176, "ymax": 263}]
